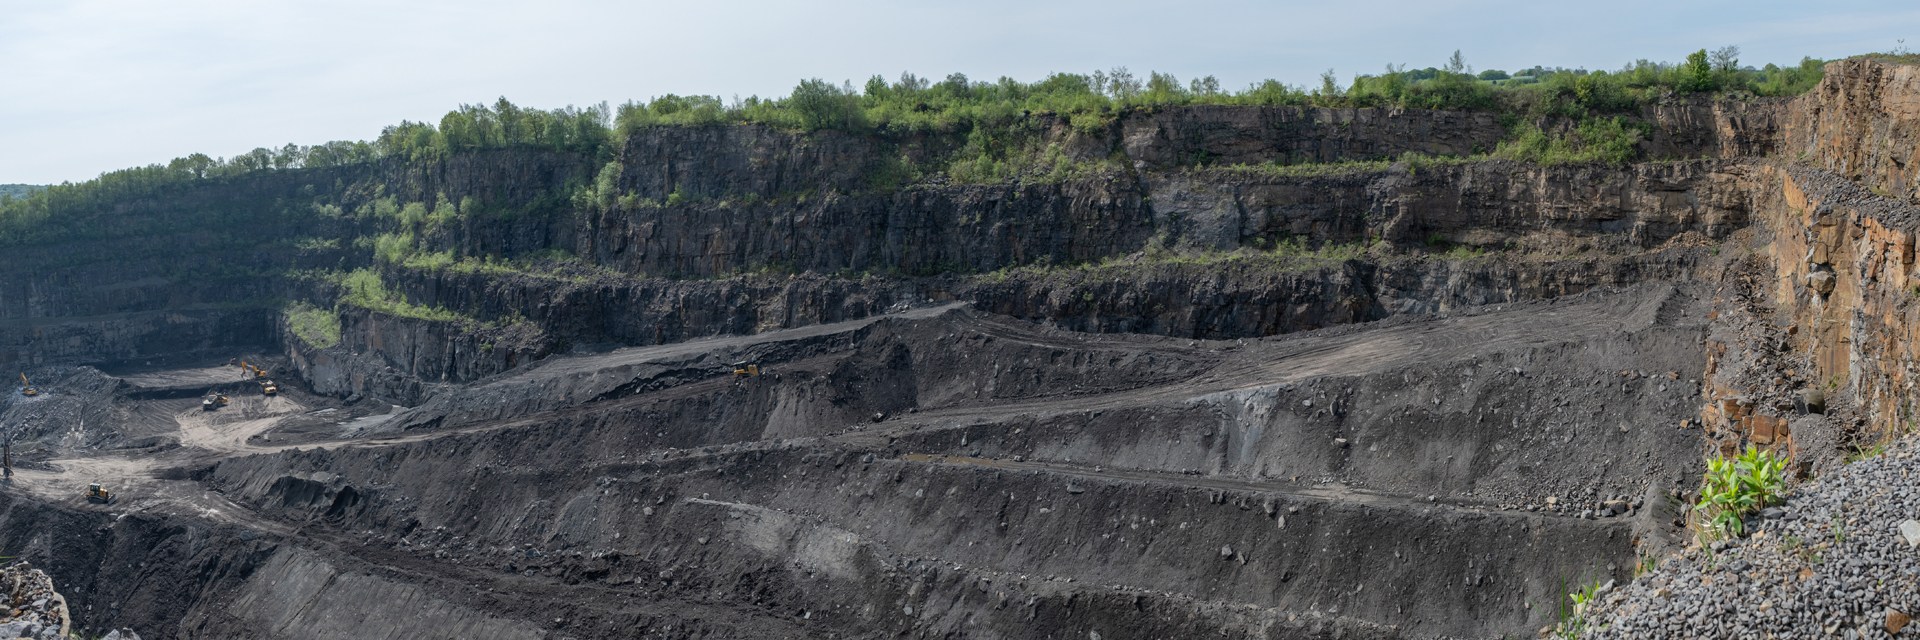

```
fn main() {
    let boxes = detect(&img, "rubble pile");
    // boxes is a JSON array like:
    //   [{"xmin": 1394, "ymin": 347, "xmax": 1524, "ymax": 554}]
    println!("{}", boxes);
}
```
[
  {"xmin": 1579, "ymin": 434, "xmax": 1920, "ymax": 639},
  {"xmin": 0, "ymin": 563, "xmax": 140, "ymax": 640},
  {"xmin": 0, "ymin": 562, "xmax": 70, "ymax": 640}
]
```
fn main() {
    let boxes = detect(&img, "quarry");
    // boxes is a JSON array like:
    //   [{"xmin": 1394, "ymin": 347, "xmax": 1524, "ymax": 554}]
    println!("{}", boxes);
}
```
[{"xmin": 0, "ymin": 57, "xmax": 1917, "ymax": 639}]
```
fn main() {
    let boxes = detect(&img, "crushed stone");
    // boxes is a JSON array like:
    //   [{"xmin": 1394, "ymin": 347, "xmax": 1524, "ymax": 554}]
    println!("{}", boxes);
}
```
[{"xmin": 1579, "ymin": 433, "xmax": 1920, "ymax": 639}]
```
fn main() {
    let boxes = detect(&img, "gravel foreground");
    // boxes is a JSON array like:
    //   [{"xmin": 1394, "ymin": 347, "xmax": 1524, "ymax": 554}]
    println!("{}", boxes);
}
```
[
  {"xmin": 0, "ymin": 562, "xmax": 140, "ymax": 640},
  {"xmin": 1577, "ymin": 435, "xmax": 1920, "ymax": 639},
  {"xmin": 0, "ymin": 562, "xmax": 72, "ymax": 640}
]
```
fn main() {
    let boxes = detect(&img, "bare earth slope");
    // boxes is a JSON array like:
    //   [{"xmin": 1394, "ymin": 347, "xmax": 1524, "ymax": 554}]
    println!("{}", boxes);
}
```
[{"xmin": 4, "ymin": 282, "xmax": 1710, "ymax": 639}]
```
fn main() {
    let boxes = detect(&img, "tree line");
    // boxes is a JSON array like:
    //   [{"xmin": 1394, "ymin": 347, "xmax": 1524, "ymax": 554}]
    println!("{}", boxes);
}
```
[{"xmin": 609, "ymin": 47, "xmax": 1827, "ymax": 136}]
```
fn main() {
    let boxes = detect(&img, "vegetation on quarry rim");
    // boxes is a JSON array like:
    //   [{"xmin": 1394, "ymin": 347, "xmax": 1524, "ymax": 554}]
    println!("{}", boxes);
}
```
[{"xmin": 0, "ymin": 47, "xmax": 1844, "ymax": 246}]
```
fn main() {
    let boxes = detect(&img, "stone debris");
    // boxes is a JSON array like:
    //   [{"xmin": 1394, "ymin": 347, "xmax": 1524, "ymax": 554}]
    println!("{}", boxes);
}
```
[
  {"xmin": 0, "ymin": 563, "xmax": 139, "ymax": 640},
  {"xmin": 1579, "ymin": 435, "xmax": 1920, "ymax": 639},
  {"xmin": 0, "ymin": 563, "xmax": 73, "ymax": 640}
]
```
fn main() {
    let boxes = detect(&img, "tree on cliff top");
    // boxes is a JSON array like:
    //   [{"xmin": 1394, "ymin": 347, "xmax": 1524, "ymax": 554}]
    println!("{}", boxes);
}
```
[
  {"xmin": 1679, "ymin": 49, "xmax": 1717, "ymax": 93},
  {"xmin": 789, "ymin": 79, "xmax": 866, "ymax": 132}
]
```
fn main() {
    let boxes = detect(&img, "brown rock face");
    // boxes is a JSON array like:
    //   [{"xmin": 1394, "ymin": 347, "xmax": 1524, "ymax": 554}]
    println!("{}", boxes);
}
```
[
  {"xmin": 1748, "ymin": 162, "xmax": 1920, "ymax": 449},
  {"xmin": 1745, "ymin": 414, "xmax": 1789, "ymax": 445},
  {"xmin": 1785, "ymin": 58, "xmax": 1920, "ymax": 202}
]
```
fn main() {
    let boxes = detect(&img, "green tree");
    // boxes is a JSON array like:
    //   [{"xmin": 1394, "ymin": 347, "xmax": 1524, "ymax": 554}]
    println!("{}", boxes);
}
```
[
  {"xmin": 1317, "ymin": 69, "xmax": 1341, "ymax": 97},
  {"xmin": 1710, "ymin": 45, "xmax": 1741, "ymax": 73},
  {"xmin": 1680, "ymin": 49, "xmax": 1716, "ymax": 93},
  {"xmin": 1144, "ymin": 71, "xmax": 1186, "ymax": 102},
  {"xmin": 1188, "ymin": 75, "xmax": 1221, "ymax": 96},
  {"xmin": 1101, "ymin": 66, "xmax": 1141, "ymax": 100},
  {"xmin": 789, "ymin": 79, "xmax": 864, "ymax": 131}
]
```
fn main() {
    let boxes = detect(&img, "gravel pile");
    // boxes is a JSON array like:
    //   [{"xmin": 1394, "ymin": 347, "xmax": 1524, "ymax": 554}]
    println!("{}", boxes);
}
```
[
  {"xmin": 1577, "ymin": 434, "xmax": 1920, "ymax": 639},
  {"xmin": 0, "ymin": 562, "xmax": 71, "ymax": 640},
  {"xmin": 0, "ymin": 562, "xmax": 141, "ymax": 640}
]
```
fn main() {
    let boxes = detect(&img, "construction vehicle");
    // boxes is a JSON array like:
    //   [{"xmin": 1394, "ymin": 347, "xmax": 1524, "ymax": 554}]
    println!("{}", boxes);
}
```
[
  {"xmin": 260, "ymin": 379, "xmax": 278, "ymax": 396},
  {"xmin": 202, "ymin": 394, "xmax": 229, "ymax": 411},
  {"xmin": 19, "ymin": 373, "xmax": 35, "ymax": 397},
  {"xmin": 240, "ymin": 362, "xmax": 267, "ymax": 378},
  {"xmin": 731, "ymin": 362, "xmax": 760, "ymax": 377},
  {"xmin": 85, "ymin": 482, "xmax": 115, "ymax": 505}
]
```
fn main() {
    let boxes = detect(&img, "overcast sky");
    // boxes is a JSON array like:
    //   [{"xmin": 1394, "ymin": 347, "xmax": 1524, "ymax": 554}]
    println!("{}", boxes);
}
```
[{"xmin": 3, "ymin": 0, "xmax": 1916, "ymax": 185}]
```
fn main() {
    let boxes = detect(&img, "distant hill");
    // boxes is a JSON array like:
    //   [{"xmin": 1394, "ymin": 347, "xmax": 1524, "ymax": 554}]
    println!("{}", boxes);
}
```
[{"xmin": 0, "ymin": 184, "xmax": 45, "ymax": 199}]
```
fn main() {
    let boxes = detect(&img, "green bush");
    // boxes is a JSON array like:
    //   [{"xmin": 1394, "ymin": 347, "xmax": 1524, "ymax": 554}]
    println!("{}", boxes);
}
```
[
  {"xmin": 1696, "ymin": 445, "xmax": 1788, "ymax": 539},
  {"xmin": 789, "ymin": 79, "xmax": 867, "ymax": 132},
  {"xmin": 1494, "ymin": 117, "xmax": 1647, "ymax": 165},
  {"xmin": 404, "ymin": 98, "xmax": 613, "ymax": 159},
  {"xmin": 283, "ymin": 301, "xmax": 341, "ymax": 349},
  {"xmin": 373, "ymin": 231, "xmax": 415, "ymax": 264},
  {"xmin": 334, "ymin": 269, "xmax": 468, "ymax": 323},
  {"xmin": 1679, "ymin": 49, "xmax": 1717, "ymax": 93}
]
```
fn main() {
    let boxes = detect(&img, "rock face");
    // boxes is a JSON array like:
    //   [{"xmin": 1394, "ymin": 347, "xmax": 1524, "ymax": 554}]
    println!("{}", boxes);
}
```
[
  {"xmin": 0, "ymin": 77, "xmax": 1785, "ymax": 400},
  {"xmin": 1710, "ymin": 56, "xmax": 1920, "ymax": 459},
  {"xmin": 1118, "ymin": 104, "xmax": 1507, "ymax": 170},
  {"xmin": 293, "ymin": 154, "xmax": 1755, "ymax": 403},
  {"xmin": 1785, "ymin": 58, "xmax": 1920, "ymax": 202}
]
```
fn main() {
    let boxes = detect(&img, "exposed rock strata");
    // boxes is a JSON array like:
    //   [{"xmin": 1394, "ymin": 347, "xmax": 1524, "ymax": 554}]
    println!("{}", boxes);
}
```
[{"xmin": 0, "ymin": 57, "xmax": 1913, "ymax": 640}]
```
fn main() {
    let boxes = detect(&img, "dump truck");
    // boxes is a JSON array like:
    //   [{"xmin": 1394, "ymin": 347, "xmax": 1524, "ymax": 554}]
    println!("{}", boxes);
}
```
[
  {"xmin": 202, "ymin": 394, "xmax": 229, "ymax": 411},
  {"xmin": 18, "ymin": 373, "xmax": 35, "ymax": 397},
  {"xmin": 260, "ymin": 379, "xmax": 278, "ymax": 396},
  {"xmin": 86, "ymin": 482, "xmax": 115, "ymax": 504}
]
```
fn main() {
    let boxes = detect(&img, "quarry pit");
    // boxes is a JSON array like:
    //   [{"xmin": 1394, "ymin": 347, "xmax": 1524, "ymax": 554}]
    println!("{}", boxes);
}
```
[{"xmin": 0, "ymin": 58, "xmax": 1917, "ymax": 639}]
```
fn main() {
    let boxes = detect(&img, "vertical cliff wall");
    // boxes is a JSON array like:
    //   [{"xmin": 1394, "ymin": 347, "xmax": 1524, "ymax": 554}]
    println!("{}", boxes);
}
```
[{"xmin": 1784, "ymin": 58, "xmax": 1920, "ymax": 202}]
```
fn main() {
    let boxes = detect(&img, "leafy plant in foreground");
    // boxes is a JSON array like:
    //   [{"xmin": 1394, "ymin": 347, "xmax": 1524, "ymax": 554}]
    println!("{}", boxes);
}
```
[{"xmin": 1696, "ymin": 445, "xmax": 1788, "ymax": 540}]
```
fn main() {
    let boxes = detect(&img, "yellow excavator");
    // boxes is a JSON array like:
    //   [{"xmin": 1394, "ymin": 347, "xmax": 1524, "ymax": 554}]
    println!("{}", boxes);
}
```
[
  {"xmin": 19, "ymin": 373, "xmax": 36, "ymax": 397},
  {"xmin": 240, "ymin": 362, "xmax": 267, "ymax": 378},
  {"xmin": 202, "ymin": 394, "xmax": 229, "ymax": 411},
  {"xmin": 86, "ymin": 482, "xmax": 115, "ymax": 505}
]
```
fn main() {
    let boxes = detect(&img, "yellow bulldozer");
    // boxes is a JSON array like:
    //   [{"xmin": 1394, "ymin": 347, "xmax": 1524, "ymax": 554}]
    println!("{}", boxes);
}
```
[
  {"xmin": 86, "ymin": 482, "xmax": 115, "ymax": 505},
  {"xmin": 19, "ymin": 373, "xmax": 36, "ymax": 397},
  {"xmin": 202, "ymin": 394, "xmax": 229, "ymax": 411},
  {"xmin": 731, "ymin": 362, "xmax": 760, "ymax": 377}
]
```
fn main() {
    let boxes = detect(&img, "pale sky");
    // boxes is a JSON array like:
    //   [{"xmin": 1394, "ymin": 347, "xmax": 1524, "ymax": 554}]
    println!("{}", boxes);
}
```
[{"xmin": 4, "ymin": 1, "xmax": 1916, "ymax": 185}]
